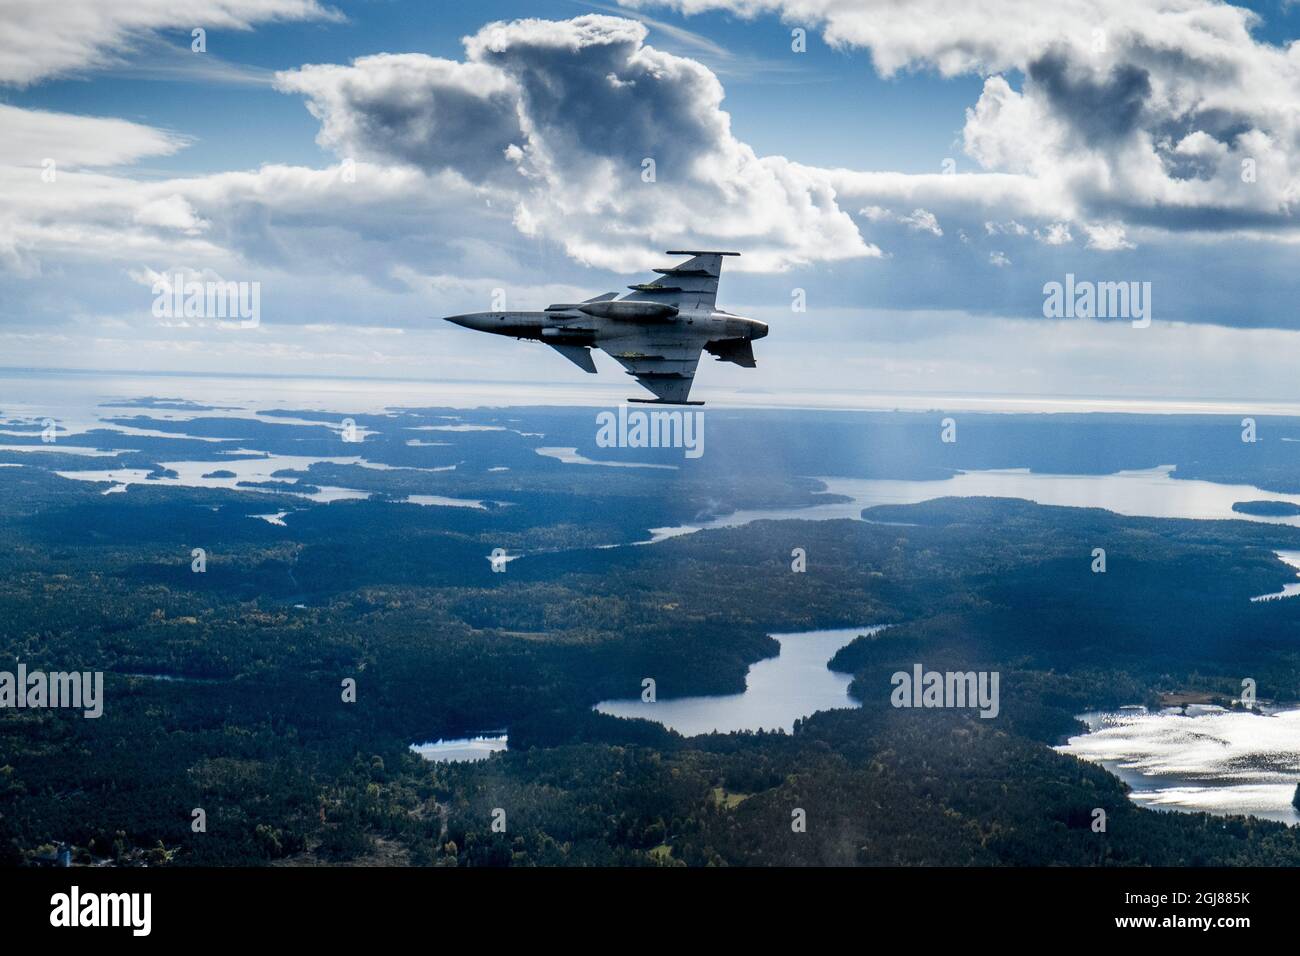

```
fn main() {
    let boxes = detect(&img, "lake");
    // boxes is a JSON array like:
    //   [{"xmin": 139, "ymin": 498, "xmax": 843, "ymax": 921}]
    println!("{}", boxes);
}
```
[
  {"xmin": 1251, "ymin": 551, "xmax": 1300, "ymax": 602},
  {"xmin": 1057, "ymin": 706, "xmax": 1300, "ymax": 824},
  {"xmin": 410, "ymin": 733, "xmax": 508, "ymax": 763},
  {"xmin": 595, "ymin": 625, "xmax": 883, "ymax": 736},
  {"xmin": 640, "ymin": 466, "xmax": 1300, "ymax": 544}
]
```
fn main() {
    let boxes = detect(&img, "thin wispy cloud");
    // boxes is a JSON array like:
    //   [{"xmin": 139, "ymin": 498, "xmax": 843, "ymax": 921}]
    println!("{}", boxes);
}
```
[
  {"xmin": 581, "ymin": 0, "xmax": 812, "ymax": 79},
  {"xmin": 105, "ymin": 36, "xmax": 281, "ymax": 87}
]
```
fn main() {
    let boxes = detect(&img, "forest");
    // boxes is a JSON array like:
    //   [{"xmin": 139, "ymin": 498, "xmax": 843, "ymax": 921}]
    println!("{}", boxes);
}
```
[{"xmin": 3, "ymin": 406, "xmax": 1300, "ymax": 865}]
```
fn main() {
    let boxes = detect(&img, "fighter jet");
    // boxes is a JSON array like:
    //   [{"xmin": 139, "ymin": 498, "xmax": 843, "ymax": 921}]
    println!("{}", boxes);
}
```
[{"xmin": 443, "ymin": 251, "xmax": 766, "ymax": 405}]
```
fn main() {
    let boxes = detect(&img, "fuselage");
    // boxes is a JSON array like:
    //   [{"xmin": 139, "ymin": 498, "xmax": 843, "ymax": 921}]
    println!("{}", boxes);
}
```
[
  {"xmin": 443, "ymin": 308, "xmax": 768, "ymax": 346},
  {"xmin": 442, "ymin": 250, "xmax": 759, "ymax": 404}
]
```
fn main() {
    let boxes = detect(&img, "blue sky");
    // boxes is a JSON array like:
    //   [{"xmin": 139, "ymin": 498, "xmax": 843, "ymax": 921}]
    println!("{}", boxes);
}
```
[
  {"xmin": 3, "ymin": 0, "xmax": 1300, "ymax": 407},
  {"xmin": 4, "ymin": 1, "xmax": 984, "ymax": 174}
]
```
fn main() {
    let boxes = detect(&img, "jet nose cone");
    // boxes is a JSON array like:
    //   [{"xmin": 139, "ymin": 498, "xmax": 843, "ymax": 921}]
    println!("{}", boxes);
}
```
[
  {"xmin": 444, "ymin": 312, "xmax": 499, "ymax": 332},
  {"xmin": 751, "ymin": 320, "xmax": 769, "ymax": 340}
]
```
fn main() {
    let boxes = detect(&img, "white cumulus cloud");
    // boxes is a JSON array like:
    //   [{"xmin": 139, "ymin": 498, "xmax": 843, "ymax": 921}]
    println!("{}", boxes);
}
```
[{"xmin": 276, "ymin": 14, "xmax": 879, "ymax": 272}]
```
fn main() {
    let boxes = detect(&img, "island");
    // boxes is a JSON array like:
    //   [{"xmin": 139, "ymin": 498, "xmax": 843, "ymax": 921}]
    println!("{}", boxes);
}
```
[{"xmin": 1232, "ymin": 500, "xmax": 1300, "ymax": 517}]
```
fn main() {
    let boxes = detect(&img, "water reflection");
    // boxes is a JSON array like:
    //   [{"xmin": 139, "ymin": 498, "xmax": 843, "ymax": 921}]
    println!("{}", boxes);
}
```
[{"xmin": 1058, "ymin": 706, "xmax": 1300, "ymax": 823}]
